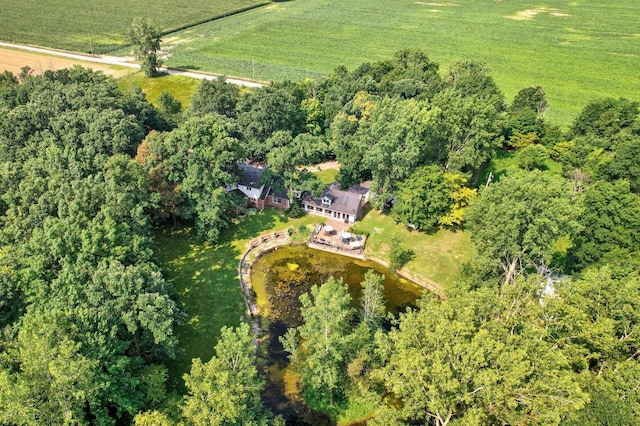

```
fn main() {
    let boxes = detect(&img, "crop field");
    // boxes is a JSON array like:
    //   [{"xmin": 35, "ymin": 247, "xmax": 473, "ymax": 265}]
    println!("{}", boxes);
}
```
[
  {"xmin": 0, "ymin": 0, "xmax": 265, "ymax": 53},
  {"xmin": 160, "ymin": 0, "xmax": 640, "ymax": 126}
]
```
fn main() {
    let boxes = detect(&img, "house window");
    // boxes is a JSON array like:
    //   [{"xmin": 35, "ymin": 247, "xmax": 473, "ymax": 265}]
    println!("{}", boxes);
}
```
[
  {"xmin": 321, "ymin": 196, "xmax": 332, "ymax": 205},
  {"xmin": 272, "ymin": 196, "xmax": 281, "ymax": 204}
]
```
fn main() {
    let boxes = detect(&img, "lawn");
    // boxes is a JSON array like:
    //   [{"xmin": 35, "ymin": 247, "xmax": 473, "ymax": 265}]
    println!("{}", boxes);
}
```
[
  {"xmin": 352, "ymin": 209, "xmax": 474, "ymax": 294},
  {"xmin": 153, "ymin": 210, "xmax": 318, "ymax": 387},
  {"xmin": 480, "ymin": 148, "xmax": 564, "ymax": 184},
  {"xmin": 0, "ymin": 0, "xmax": 266, "ymax": 53},
  {"xmin": 313, "ymin": 168, "xmax": 339, "ymax": 186},
  {"xmin": 160, "ymin": 0, "xmax": 639, "ymax": 126},
  {"xmin": 117, "ymin": 72, "xmax": 199, "ymax": 110}
]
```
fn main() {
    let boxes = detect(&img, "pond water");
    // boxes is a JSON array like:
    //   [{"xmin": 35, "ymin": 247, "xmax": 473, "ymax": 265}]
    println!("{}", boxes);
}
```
[{"xmin": 251, "ymin": 244, "xmax": 424, "ymax": 425}]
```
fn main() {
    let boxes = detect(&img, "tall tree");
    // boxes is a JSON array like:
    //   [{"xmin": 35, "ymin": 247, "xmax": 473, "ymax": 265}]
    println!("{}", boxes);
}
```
[
  {"xmin": 432, "ymin": 88, "xmax": 503, "ymax": 173},
  {"xmin": 467, "ymin": 170, "xmax": 580, "ymax": 287},
  {"xmin": 281, "ymin": 277, "xmax": 355, "ymax": 408},
  {"xmin": 152, "ymin": 114, "xmax": 245, "ymax": 241},
  {"xmin": 189, "ymin": 77, "xmax": 239, "ymax": 119},
  {"xmin": 0, "ymin": 310, "xmax": 99, "ymax": 425},
  {"xmin": 359, "ymin": 270, "xmax": 386, "ymax": 330},
  {"xmin": 392, "ymin": 165, "xmax": 452, "ymax": 230},
  {"xmin": 570, "ymin": 97, "xmax": 638, "ymax": 139},
  {"xmin": 360, "ymin": 97, "xmax": 439, "ymax": 208},
  {"xmin": 128, "ymin": 17, "xmax": 163, "ymax": 77},
  {"xmin": 182, "ymin": 323, "xmax": 267, "ymax": 426},
  {"xmin": 236, "ymin": 87, "xmax": 304, "ymax": 162},
  {"xmin": 569, "ymin": 180, "xmax": 640, "ymax": 271}
]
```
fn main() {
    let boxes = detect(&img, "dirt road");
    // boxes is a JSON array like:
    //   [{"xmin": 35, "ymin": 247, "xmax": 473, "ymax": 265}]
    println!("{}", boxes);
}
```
[
  {"xmin": 0, "ymin": 42, "xmax": 264, "ymax": 87},
  {"xmin": 301, "ymin": 161, "xmax": 341, "ymax": 172}
]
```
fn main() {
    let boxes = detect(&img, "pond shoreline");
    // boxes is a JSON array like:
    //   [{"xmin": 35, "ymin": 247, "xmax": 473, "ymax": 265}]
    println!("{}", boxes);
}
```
[
  {"xmin": 247, "ymin": 242, "xmax": 424, "ymax": 424},
  {"xmin": 238, "ymin": 228, "xmax": 444, "ymax": 333}
]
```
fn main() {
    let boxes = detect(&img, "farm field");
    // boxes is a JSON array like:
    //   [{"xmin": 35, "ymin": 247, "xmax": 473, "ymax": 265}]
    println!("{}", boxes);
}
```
[
  {"xmin": 0, "ymin": 46, "xmax": 130, "ymax": 77},
  {"xmin": 0, "ymin": 0, "xmax": 265, "ymax": 53},
  {"xmin": 160, "ymin": 0, "xmax": 640, "ymax": 126}
]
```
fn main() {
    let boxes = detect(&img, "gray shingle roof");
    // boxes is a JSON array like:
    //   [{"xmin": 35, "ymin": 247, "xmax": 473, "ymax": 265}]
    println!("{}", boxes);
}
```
[{"xmin": 303, "ymin": 183, "xmax": 362, "ymax": 214}]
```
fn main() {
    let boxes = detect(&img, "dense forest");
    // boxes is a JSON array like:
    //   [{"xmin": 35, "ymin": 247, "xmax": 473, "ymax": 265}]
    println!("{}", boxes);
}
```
[{"xmin": 0, "ymin": 48, "xmax": 638, "ymax": 425}]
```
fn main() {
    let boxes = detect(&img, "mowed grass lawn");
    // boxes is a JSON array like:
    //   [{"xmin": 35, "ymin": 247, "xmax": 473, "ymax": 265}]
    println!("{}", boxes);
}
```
[
  {"xmin": 162, "ymin": 0, "xmax": 639, "ymax": 126},
  {"xmin": 0, "ymin": 0, "xmax": 265, "ymax": 53},
  {"xmin": 153, "ymin": 210, "xmax": 318, "ymax": 387},
  {"xmin": 352, "ymin": 209, "xmax": 474, "ymax": 294}
]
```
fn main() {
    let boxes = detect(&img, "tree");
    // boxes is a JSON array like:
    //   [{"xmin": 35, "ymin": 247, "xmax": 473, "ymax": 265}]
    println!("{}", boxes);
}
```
[
  {"xmin": 432, "ymin": 88, "xmax": 503, "ymax": 173},
  {"xmin": 389, "ymin": 236, "xmax": 415, "ymax": 272},
  {"xmin": 376, "ymin": 48, "xmax": 442, "ymax": 100},
  {"xmin": 0, "ymin": 310, "xmax": 99, "ymax": 426},
  {"xmin": 360, "ymin": 270, "xmax": 386, "ymax": 330},
  {"xmin": 568, "ymin": 180, "xmax": 640, "ymax": 271},
  {"xmin": 361, "ymin": 97, "xmax": 439, "ymax": 208},
  {"xmin": 467, "ymin": 170, "xmax": 580, "ymax": 287},
  {"xmin": 281, "ymin": 277, "xmax": 355, "ymax": 408},
  {"xmin": 510, "ymin": 85, "xmax": 548, "ymax": 116},
  {"xmin": 182, "ymin": 323, "xmax": 267, "ymax": 426},
  {"xmin": 237, "ymin": 87, "xmax": 304, "ymax": 161},
  {"xmin": 438, "ymin": 173, "xmax": 477, "ymax": 228},
  {"xmin": 545, "ymin": 267, "xmax": 640, "ymax": 373},
  {"xmin": 570, "ymin": 97, "xmax": 638, "ymax": 139},
  {"xmin": 152, "ymin": 114, "xmax": 245, "ymax": 241},
  {"xmin": 516, "ymin": 143, "xmax": 549, "ymax": 170},
  {"xmin": 373, "ymin": 283, "xmax": 587, "ymax": 425},
  {"xmin": 189, "ymin": 77, "xmax": 239, "ymax": 119},
  {"xmin": 134, "ymin": 410, "xmax": 175, "ymax": 426},
  {"xmin": 0, "ymin": 68, "xmax": 175, "ymax": 424},
  {"xmin": 606, "ymin": 135, "xmax": 640, "ymax": 193},
  {"xmin": 392, "ymin": 165, "xmax": 452, "ymax": 230},
  {"xmin": 128, "ymin": 17, "xmax": 163, "ymax": 77},
  {"xmin": 330, "ymin": 91, "xmax": 378, "ymax": 187}
]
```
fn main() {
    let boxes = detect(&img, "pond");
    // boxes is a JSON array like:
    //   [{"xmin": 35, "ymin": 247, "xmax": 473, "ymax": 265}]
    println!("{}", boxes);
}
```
[{"xmin": 251, "ymin": 244, "xmax": 424, "ymax": 425}]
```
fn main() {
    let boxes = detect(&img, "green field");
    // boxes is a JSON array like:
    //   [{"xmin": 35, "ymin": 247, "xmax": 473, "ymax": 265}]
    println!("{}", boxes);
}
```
[
  {"xmin": 3, "ymin": 0, "xmax": 637, "ymax": 125},
  {"xmin": 0, "ymin": 0, "xmax": 265, "ymax": 53},
  {"xmin": 117, "ymin": 72, "xmax": 199, "ymax": 109},
  {"xmin": 160, "ymin": 0, "xmax": 639, "ymax": 126}
]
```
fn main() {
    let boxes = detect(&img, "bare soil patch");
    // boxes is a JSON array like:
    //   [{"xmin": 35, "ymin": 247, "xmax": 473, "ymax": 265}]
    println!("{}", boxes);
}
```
[
  {"xmin": 508, "ymin": 7, "xmax": 570, "ymax": 21},
  {"xmin": 0, "ymin": 47, "xmax": 131, "ymax": 77}
]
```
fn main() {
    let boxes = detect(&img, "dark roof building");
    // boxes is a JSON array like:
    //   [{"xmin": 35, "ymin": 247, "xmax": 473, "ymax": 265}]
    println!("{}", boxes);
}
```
[{"xmin": 302, "ymin": 182, "xmax": 368, "ymax": 223}]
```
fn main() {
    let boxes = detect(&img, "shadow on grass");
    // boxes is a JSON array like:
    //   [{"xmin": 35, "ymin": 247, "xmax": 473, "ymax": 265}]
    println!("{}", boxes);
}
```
[
  {"xmin": 153, "ymin": 211, "xmax": 321, "ymax": 393},
  {"xmin": 153, "ymin": 224, "xmax": 244, "ymax": 392},
  {"xmin": 224, "ymin": 208, "xmax": 290, "ymax": 241}
]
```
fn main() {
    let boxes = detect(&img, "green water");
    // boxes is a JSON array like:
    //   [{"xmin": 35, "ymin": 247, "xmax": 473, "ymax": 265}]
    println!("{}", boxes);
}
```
[{"xmin": 251, "ymin": 244, "xmax": 424, "ymax": 424}]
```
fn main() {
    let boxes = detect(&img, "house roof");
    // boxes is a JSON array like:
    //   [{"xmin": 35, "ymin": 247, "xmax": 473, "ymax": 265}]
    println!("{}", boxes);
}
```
[
  {"xmin": 237, "ymin": 163, "xmax": 289, "ymax": 201},
  {"xmin": 303, "ymin": 183, "xmax": 363, "ymax": 215},
  {"xmin": 237, "ymin": 164, "xmax": 265, "ymax": 189},
  {"xmin": 347, "ymin": 180, "xmax": 371, "ymax": 196}
]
